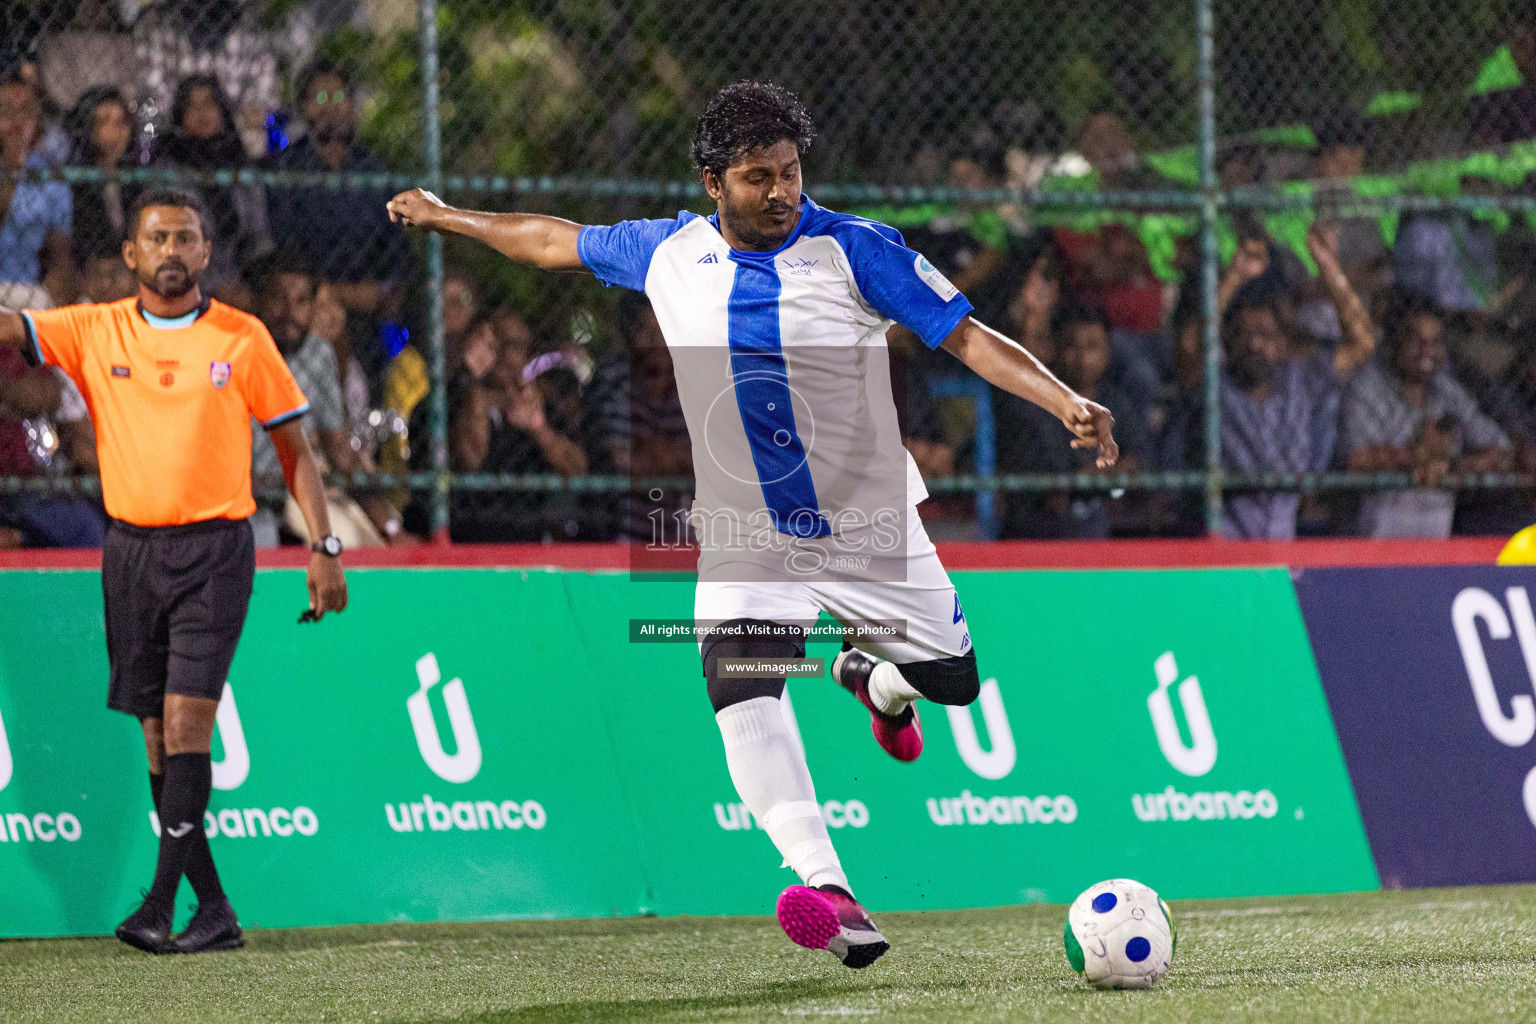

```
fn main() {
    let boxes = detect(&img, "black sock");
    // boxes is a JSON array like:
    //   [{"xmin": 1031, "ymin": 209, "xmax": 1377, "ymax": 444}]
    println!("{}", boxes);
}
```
[
  {"xmin": 183, "ymin": 829, "xmax": 225, "ymax": 906},
  {"xmin": 145, "ymin": 753, "xmax": 212, "ymax": 912},
  {"xmin": 150, "ymin": 767, "xmax": 225, "ymax": 906}
]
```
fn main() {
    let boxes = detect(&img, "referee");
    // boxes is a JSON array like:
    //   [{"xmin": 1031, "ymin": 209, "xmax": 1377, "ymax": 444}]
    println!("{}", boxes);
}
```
[{"xmin": 0, "ymin": 186, "xmax": 348, "ymax": 954}]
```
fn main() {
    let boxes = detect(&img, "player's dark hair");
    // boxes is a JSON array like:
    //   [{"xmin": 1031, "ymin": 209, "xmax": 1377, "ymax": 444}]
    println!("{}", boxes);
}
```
[
  {"xmin": 127, "ymin": 186, "xmax": 215, "ymax": 241},
  {"xmin": 691, "ymin": 82, "xmax": 815, "ymax": 180},
  {"xmin": 1313, "ymin": 112, "xmax": 1370, "ymax": 154},
  {"xmin": 244, "ymin": 245, "xmax": 317, "ymax": 297}
]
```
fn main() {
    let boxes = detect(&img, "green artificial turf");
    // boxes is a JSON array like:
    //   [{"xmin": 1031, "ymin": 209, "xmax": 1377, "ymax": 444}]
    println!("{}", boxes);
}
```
[{"xmin": 4, "ymin": 886, "xmax": 1536, "ymax": 1023}]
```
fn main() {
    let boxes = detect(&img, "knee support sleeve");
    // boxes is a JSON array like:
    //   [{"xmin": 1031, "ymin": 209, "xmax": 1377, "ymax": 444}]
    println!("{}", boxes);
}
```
[
  {"xmin": 895, "ymin": 650, "xmax": 980, "ymax": 706},
  {"xmin": 701, "ymin": 618, "xmax": 807, "ymax": 713}
]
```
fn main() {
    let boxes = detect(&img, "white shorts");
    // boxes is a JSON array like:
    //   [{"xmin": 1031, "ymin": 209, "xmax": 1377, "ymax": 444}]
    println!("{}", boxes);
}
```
[{"xmin": 694, "ymin": 509, "xmax": 971, "ymax": 664}]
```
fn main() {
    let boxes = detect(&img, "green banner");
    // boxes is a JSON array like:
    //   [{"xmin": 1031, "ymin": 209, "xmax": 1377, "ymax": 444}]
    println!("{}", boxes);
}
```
[{"xmin": 0, "ymin": 566, "xmax": 1376, "ymax": 938}]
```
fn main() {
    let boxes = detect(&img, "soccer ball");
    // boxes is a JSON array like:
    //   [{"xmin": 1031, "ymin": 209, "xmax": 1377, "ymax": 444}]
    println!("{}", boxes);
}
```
[{"xmin": 1062, "ymin": 878, "xmax": 1176, "ymax": 989}]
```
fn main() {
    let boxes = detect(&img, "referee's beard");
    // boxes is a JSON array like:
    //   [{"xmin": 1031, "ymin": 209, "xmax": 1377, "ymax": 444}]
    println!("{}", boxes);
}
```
[{"xmin": 145, "ymin": 258, "xmax": 198, "ymax": 300}]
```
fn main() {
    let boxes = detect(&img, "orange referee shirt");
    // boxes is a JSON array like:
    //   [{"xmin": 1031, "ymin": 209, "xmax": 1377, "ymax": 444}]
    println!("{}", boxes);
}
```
[{"xmin": 22, "ymin": 297, "xmax": 309, "ymax": 527}]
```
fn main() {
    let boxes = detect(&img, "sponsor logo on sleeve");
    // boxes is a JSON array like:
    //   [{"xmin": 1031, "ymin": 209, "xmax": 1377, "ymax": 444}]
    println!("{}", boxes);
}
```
[{"xmin": 914, "ymin": 255, "xmax": 959, "ymax": 301}]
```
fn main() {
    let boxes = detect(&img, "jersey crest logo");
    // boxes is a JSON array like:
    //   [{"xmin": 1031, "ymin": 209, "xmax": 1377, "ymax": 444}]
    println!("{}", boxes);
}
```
[
  {"xmin": 697, "ymin": 252, "xmax": 719, "ymax": 264},
  {"xmin": 210, "ymin": 361, "xmax": 231, "ymax": 389},
  {"xmin": 915, "ymin": 254, "xmax": 960, "ymax": 301}
]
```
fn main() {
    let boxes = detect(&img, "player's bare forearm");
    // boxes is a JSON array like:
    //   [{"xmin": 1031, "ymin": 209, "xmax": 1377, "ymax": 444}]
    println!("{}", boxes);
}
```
[
  {"xmin": 942, "ymin": 317, "xmax": 1069, "ymax": 415},
  {"xmin": 941, "ymin": 316, "xmax": 1119, "ymax": 467},
  {"xmin": 270, "ymin": 420, "xmax": 348, "ymax": 617},
  {"xmin": 1457, "ymin": 445, "xmax": 1515, "ymax": 475},
  {"xmin": 386, "ymin": 189, "xmax": 584, "ymax": 271},
  {"xmin": 271, "ymin": 422, "xmax": 334, "ymax": 541}
]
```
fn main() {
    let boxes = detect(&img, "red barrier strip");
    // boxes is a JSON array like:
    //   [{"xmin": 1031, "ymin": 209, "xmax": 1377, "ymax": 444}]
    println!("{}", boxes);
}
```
[{"xmin": 0, "ymin": 536, "xmax": 1505, "ymax": 572}]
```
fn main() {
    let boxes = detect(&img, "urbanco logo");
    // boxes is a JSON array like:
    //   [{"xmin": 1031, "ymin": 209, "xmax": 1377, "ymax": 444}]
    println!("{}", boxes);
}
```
[
  {"xmin": 0, "ymin": 701, "xmax": 83, "ymax": 843},
  {"xmin": 947, "ymin": 678, "xmax": 1016, "ymax": 780},
  {"xmin": 211, "ymin": 683, "xmax": 249, "ymax": 791},
  {"xmin": 1134, "ymin": 652, "xmax": 1288, "ymax": 824},
  {"xmin": 1147, "ymin": 651, "xmax": 1217, "ymax": 777},
  {"xmin": 408, "ymin": 653, "xmax": 482, "ymax": 784},
  {"xmin": 0, "ymin": 702, "xmax": 11, "ymax": 793}
]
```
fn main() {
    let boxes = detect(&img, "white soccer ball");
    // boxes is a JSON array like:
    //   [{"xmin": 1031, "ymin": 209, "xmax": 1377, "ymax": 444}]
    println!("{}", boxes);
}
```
[{"xmin": 1063, "ymin": 878, "xmax": 1175, "ymax": 989}]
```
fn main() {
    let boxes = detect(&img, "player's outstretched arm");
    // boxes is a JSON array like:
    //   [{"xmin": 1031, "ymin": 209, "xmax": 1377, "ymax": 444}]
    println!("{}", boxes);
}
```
[
  {"xmin": 386, "ymin": 189, "xmax": 585, "ymax": 272},
  {"xmin": 941, "ymin": 316, "xmax": 1119, "ymax": 468}
]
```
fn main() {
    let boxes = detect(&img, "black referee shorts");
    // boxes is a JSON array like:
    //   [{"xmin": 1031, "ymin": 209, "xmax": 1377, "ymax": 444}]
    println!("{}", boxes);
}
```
[{"xmin": 103, "ymin": 517, "xmax": 255, "ymax": 719}]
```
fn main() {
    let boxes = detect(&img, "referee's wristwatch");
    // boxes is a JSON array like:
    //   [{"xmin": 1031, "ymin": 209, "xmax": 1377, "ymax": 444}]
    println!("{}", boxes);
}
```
[{"xmin": 312, "ymin": 534, "xmax": 343, "ymax": 558}]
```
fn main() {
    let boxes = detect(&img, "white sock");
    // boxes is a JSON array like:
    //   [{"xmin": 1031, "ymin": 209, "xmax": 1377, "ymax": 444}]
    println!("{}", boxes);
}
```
[
  {"xmin": 868, "ymin": 661, "xmax": 922, "ymax": 716},
  {"xmin": 715, "ymin": 696, "xmax": 850, "ymax": 893}
]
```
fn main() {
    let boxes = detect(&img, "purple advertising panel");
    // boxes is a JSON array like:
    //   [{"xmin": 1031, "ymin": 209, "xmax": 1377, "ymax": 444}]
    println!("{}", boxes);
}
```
[{"xmin": 1295, "ymin": 565, "xmax": 1536, "ymax": 888}]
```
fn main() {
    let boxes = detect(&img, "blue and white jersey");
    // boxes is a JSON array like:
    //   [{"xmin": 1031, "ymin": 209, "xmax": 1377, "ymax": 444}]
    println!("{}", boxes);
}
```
[{"xmin": 579, "ymin": 197, "xmax": 972, "ymax": 548}]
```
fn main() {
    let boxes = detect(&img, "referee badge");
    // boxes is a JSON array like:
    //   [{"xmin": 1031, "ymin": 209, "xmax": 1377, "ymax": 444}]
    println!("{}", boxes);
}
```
[{"xmin": 210, "ymin": 361, "xmax": 232, "ymax": 389}]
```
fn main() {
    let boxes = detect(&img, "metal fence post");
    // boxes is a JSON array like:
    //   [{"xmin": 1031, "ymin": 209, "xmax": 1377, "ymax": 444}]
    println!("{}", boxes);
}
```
[
  {"xmin": 420, "ymin": 0, "xmax": 450, "ymax": 540},
  {"xmin": 1196, "ymin": 0, "xmax": 1222, "ymax": 536}
]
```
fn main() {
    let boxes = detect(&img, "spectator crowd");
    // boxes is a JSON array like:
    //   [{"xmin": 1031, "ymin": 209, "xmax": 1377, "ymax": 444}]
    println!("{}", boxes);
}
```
[{"xmin": 5, "ymin": 0, "xmax": 1536, "ymax": 546}]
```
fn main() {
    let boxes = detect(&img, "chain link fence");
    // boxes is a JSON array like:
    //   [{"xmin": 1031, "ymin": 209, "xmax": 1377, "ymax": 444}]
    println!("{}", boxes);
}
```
[{"xmin": 1, "ymin": 0, "xmax": 1535, "ymax": 547}]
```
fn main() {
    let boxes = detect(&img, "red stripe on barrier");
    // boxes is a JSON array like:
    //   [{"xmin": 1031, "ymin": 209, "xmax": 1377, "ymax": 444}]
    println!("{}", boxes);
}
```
[{"xmin": 0, "ymin": 536, "xmax": 1506, "ymax": 572}]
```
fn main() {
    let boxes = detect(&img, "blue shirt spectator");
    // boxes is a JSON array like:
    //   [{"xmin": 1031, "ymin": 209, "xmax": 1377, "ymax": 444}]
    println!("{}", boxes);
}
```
[
  {"xmin": 0, "ymin": 75, "xmax": 72, "ymax": 299},
  {"xmin": 1176, "ymin": 226, "xmax": 1378, "ymax": 539},
  {"xmin": 0, "ymin": 150, "xmax": 71, "ymax": 286},
  {"xmin": 1219, "ymin": 349, "xmax": 1340, "ymax": 540}
]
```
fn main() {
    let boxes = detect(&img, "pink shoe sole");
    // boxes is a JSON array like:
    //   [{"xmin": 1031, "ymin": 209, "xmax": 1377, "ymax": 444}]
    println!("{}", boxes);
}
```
[{"xmin": 776, "ymin": 885, "xmax": 840, "ymax": 949}]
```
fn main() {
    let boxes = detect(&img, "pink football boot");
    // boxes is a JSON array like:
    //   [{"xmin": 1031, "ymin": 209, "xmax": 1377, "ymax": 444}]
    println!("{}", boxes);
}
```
[
  {"xmin": 776, "ymin": 884, "xmax": 889, "ymax": 969},
  {"xmin": 831, "ymin": 646, "xmax": 923, "ymax": 762}
]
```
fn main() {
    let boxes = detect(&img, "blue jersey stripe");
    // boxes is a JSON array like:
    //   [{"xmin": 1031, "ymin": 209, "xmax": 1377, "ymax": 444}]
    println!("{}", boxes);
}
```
[{"xmin": 726, "ymin": 258, "xmax": 830, "ymax": 538}]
